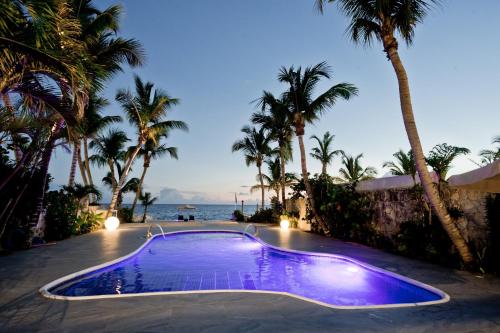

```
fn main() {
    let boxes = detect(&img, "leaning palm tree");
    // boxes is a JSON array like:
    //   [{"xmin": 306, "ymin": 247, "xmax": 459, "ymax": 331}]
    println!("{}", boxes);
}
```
[
  {"xmin": 232, "ymin": 126, "xmax": 274, "ymax": 210},
  {"xmin": 130, "ymin": 133, "xmax": 179, "ymax": 215},
  {"xmin": 108, "ymin": 75, "xmax": 187, "ymax": 217},
  {"xmin": 316, "ymin": 0, "xmax": 476, "ymax": 266},
  {"xmin": 426, "ymin": 143, "xmax": 470, "ymax": 182},
  {"xmin": 252, "ymin": 92, "xmax": 294, "ymax": 211},
  {"xmin": 337, "ymin": 153, "xmax": 377, "ymax": 185},
  {"xmin": 102, "ymin": 162, "xmax": 140, "ymax": 210},
  {"xmin": 310, "ymin": 131, "xmax": 343, "ymax": 176},
  {"xmin": 139, "ymin": 192, "xmax": 157, "ymax": 223},
  {"xmin": 479, "ymin": 135, "xmax": 500, "ymax": 165},
  {"xmin": 383, "ymin": 149, "xmax": 416, "ymax": 184},
  {"xmin": 278, "ymin": 62, "xmax": 358, "ymax": 233}
]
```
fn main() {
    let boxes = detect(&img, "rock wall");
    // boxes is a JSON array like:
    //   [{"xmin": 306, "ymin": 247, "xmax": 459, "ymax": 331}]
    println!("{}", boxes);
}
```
[{"xmin": 363, "ymin": 187, "xmax": 489, "ymax": 244}]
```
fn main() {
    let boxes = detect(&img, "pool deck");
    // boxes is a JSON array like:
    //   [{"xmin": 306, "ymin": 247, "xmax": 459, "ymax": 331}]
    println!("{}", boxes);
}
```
[{"xmin": 1, "ymin": 222, "xmax": 499, "ymax": 332}]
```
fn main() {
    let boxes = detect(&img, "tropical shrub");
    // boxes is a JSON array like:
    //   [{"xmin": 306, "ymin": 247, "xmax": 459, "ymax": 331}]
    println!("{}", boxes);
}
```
[
  {"xmin": 233, "ymin": 210, "xmax": 245, "ymax": 222},
  {"xmin": 44, "ymin": 190, "xmax": 78, "ymax": 241},
  {"xmin": 482, "ymin": 194, "xmax": 500, "ymax": 274},
  {"xmin": 72, "ymin": 212, "xmax": 103, "ymax": 235},
  {"xmin": 118, "ymin": 207, "xmax": 134, "ymax": 224},
  {"xmin": 249, "ymin": 208, "xmax": 278, "ymax": 223}
]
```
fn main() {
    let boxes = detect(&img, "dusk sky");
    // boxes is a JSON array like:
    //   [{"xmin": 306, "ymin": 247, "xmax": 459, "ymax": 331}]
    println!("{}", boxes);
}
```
[{"xmin": 49, "ymin": 0, "xmax": 500, "ymax": 204}]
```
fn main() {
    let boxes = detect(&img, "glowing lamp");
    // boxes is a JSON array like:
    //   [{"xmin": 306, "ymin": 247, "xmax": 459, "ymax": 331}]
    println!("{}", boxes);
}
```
[
  {"xmin": 280, "ymin": 219, "xmax": 290, "ymax": 230},
  {"xmin": 105, "ymin": 216, "xmax": 120, "ymax": 231}
]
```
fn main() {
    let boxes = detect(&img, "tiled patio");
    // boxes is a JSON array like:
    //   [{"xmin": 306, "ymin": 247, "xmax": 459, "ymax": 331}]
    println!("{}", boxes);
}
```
[{"xmin": 1, "ymin": 222, "xmax": 499, "ymax": 332}]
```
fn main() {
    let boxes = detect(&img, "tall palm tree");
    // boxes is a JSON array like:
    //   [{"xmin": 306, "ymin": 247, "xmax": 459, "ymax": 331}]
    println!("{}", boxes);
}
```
[
  {"xmin": 316, "ymin": 0, "xmax": 476, "ymax": 266},
  {"xmin": 109, "ymin": 75, "xmax": 187, "ymax": 217},
  {"xmin": 479, "ymin": 135, "xmax": 500, "ymax": 165},
  {"xmin": 139, "ymin": 192, "xmax": 157, "ymax": 223},
  {"xmin": 130, "ymin": 133, "xmax": 179, "ymax": 215},
  {"xmin": 426, "ymin": 143, "xmax": 470, "ymax": 182},
  {"xmin": 383, "ymin": 149, "xmax": 416, "ymax": 184},
  {"xmin": 66, "ymin": 1, "xmax": 144, "ymax": 188},
  {"xmin": 252, "ymin": 92, "xmax": 294, "ymax": 211},
  {"xmin": 337, "ymin": 153, "xmax": 377, "ymax": 185},
  {"xmin": 232, "ymin": 126, "xmax": 274, "ymax": 210},
  {"xmin": 310, "ymin": 131, "xmax": 343, "ymax": 176},
  {"xmin": 278, "ymin": 62, "xmax": 357, "ymax": 233}
]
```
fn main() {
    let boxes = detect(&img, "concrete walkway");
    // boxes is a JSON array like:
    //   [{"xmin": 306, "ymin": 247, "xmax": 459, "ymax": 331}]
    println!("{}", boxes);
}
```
[{"xmin": 1, "ymin": 222, "xmax": 499, "ymax": 332}]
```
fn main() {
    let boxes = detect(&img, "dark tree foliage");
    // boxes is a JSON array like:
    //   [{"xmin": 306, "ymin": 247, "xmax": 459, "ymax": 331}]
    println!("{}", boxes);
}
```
[
  {"xmin": 484, "ymin": 194, "xmax": 500, "ymax": 274},
  {"xmin": 44, "ymin": 190, "xmax": 78, "ymax": 241}
]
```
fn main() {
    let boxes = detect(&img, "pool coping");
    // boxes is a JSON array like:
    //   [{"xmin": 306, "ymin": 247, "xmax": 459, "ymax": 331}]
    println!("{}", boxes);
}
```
[{"xmin": 39, "ymin": 229, "xmax": 450, "ymax": 310}]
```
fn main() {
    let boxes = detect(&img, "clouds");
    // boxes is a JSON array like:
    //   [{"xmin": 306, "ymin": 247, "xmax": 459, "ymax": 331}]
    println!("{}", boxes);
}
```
[{"xmin": 157, "ymin": 187, "xmax": 254, "ymax": 204}]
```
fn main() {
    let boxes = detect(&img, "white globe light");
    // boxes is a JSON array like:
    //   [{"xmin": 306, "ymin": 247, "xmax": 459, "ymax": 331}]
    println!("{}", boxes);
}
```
[
  {"xmin": 105, "ymin": 216, "xmax": 120, "ymax": 231},
  {"xmin": 280, "ymin": 219, "xmax": 290, "ymax": 230}
]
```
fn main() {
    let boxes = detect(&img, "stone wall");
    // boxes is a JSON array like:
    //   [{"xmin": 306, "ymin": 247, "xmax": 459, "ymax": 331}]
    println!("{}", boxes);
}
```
[{"xmin": 362, "ymin": 187, "xmax": 489, "ymax": 244}]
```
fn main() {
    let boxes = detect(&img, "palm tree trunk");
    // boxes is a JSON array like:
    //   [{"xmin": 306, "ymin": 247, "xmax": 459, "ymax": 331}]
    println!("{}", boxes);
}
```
[
  {"xmin": 142, "ymin": 205, "xmax": 148, "ymax": 223},
  {"xmin": 385, "ymin": 44, "xmax": 475, "ymax": 267},
  {"xmin": 322, "ymin": 163, "xmax": 327, "ymax": 176},
  {"xmin": 131, "ymin": 158, "xmax": 149, "ymax": 215},
  {"xmin": 279, "ymin": 145, "xmax": 287, "ymax": 212},
  {"xmin": 68, "ymin": 141, "xmax": 79, "ymax": 187},
  {"xmin": 258, "ymin": 164, "xmax": 265, "ymax": 210},
  {"xmin": 1, "ymin": 93, "xmax": 23, "ymax": 162},
  {"xmin": 106, "ymin": 144, "xmax": 142, "ymax": 218},
  {"xmin": 77, "ymin": 143, "xmax": 89, "ymax": 186},
  {"xmin": 297, "ymin": 134, "xmax": 329, "ymax": 234},
  {"xmin": 30, "ymin": 121, "xmax": 60, "ymax": 228},
  {"xmin": 83, "ymin": 137, "xmax": 95, "ymax": 200}
]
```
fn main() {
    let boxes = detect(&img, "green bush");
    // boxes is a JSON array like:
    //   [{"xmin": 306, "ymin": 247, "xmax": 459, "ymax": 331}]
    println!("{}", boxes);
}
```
[
  {"xmin": 233, "ymin": 210, "xmax": 245, "ymax": 222},
  {"xmin": 249, "ymin": 208, "xmax": 278, "ymax": 223},
  {"xmin": 72, "ymin": 211, "xmax": 103, "ymax": 235},
  {"xmin": 482, "ymin": 194, "xmax": 500, "ymax": 274},
  {"xmin": 118, "ymin": 207, "xmax": 133, "ymax": 223},
  {"xmin": 44, "ymin": 190, "xmax": 77, "ymax": 241}
]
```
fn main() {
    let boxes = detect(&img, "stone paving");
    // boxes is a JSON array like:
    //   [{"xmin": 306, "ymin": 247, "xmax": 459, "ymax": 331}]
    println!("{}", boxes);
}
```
[{"xmin": 1, "ymin": 222, "xmax": 499, "ymax": 332}]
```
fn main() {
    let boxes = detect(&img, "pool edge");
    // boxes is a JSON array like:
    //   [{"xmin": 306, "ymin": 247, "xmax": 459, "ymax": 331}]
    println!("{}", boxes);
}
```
[{"xmin": 39, "ymin": 229, "xmax": 451, "ymax": 310}]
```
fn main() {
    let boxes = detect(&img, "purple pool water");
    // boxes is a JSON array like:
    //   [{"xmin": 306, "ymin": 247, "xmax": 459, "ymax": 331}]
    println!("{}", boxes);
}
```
[{"xmin": 48, "ymin": 231, "xmax": 445, "ymax": 307}]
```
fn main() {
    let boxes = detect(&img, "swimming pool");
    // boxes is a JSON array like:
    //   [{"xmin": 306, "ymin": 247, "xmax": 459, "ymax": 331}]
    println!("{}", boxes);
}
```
[{"xmin": 40, "ymin": 230, "xmax": 449, "ymax": 309}]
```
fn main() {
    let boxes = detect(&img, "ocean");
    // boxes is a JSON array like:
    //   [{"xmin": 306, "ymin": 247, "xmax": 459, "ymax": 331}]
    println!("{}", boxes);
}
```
[{"xmin": 123, "ymin": 204, "xmax": 260, "ymax": 221}]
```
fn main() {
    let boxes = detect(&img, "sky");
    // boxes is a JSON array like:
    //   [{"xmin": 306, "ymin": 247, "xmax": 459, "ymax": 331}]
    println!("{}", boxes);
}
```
[{"xmin": 49, "ymin": 0, "xmax": 500, "ymax": 204}]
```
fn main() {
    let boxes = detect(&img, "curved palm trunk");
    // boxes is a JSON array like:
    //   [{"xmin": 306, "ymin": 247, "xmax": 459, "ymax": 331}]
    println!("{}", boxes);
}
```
[
  {"xmin": 131, "ymin": 157, "xmax": 149, "ymax": 215},
  {"xmin": 258, "ymin": 163, "xmax": 265, "ymax": 210},
  {"xmin": 297, "ymin": 134, "xmax": 329, "ymax": 234},
  {"xmin": 385, "ymin": 44, "xmax": 475, "ymax": 267},
  {"xmin": 279, "ymin": 145, "xmax": 287, "ymax": 212},
  {"xmin": 106, "ymin": 144, "xmax": 142, "ymax": 218},
  {"xmin": 321, "ymin": 163, "xmax": 327, "ymax": 176},
  {"xmin": 141, "ymin": 205, "xmax": 148, "ymax": 223},
  {"xmin": 30, "ymin": 121, "xmax": 61, "ymax": 228}
]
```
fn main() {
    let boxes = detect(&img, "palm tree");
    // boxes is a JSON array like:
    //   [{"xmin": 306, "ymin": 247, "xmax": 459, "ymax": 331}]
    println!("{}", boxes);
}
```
[
  {"xmin": 250, "ymin": 158, "xmax": 297, "ymax": 201},
  {"xmin": 102, "ymin": 162, "xmax": 140, "ymax": 210},
  {"xmin": 63, "ymin": 183, "xmax": 102, "ymax": 212},
  {"xmin": 139, "ymin": 192, "xmax": 157, "ymax": 223},
  {"xmin": 232, "ymin": 126, "xmax": 274, "ymax": 210},
  {"xmin": 316, "ymin": 0, "xmax": 476, "ymax": 266},
  {"xmin": 337, "ymin": 153, "xmax": 377, "ymax": 185},
  {"xmin": 310, "ymin": 131, "xmax": 343, "ymax": 176},
  {"xmin": 426, "ymin": 143, "xmax": 470, "ymax": 182},
  {"xmin": 252, "ymin": 92, "xmax": 294, "ymax": 211},
  {"xmin": 479, "ymin": 135, "xmax": 500, "ymax": 165},
  {"xmin": 109, "ymin": 75, "xmax": 187, "ymax": 217},
  {"xmin": 383, "ymin": 149, "xmax": 416, "ymax": 184},
  {"xmin": 66, "ymin": 1, "xmax": 144, "ymax": 188},
  {"xmin": 278, "ymin": 62, "xmax": 357, "ymax": 233},
  {"xmin": 130, "ymin": 133, "xmax": 179, "ymax": 215},
  {"xmin": 89, "ymin": 129, "xmax": 129, "ymax": 196}
]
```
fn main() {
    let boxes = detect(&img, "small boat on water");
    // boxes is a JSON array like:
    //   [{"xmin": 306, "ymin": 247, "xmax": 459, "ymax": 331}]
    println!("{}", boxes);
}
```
[{"xmin": 176, "ymin": 204, "xmax": 196, "ymax": 210}]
